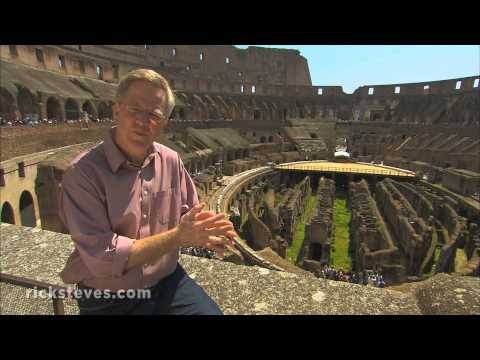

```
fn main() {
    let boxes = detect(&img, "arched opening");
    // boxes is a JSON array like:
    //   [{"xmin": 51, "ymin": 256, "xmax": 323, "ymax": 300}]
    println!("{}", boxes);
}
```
[
  {"xmin": 310, "ymin": 243, "xmax": 322, "ymax": 261},
  {"xmin": 82, "ymin": 100, "xmax": 97, "ymax": 119},
  {"xmin": 1, "ymin": 202, "xmax": 15, "ymax": 224},
  {"xmin": 97, "ymin": 102, "xmax": 112, "ymax": 120},
  {"xmin": 19, "ymin": 191, "xmax": 36, "ymax": 227},
  {"xmin": 179, "ymin": 108, "xmax": 186, "ymax": 120},
  {"xmin": 268, "ymin": 135, "xmax": 274, "ymax": 142},
  {"xmin": 46, "ymin": 97, "xmax": 62, "ymax": 121},
  {"xmin": 254, "ymin": 110, "xmax": 261, "ymax": 120},
  {"xmin": 65, "ymin": 98, "xmax": 80, "ymax": 121},
  {"xmin": 260, "ymin": 136, "xmax": 266, "ymax": 143},
  {"xmin": 208, "ymin": 109, "xmax": 219, "ymax": 119},
  {"xmin": 17, "ymin": 87, "xmax": 38, "ymax": 118},
  {"xmin": 0, "ymin": 88, "xmax": 15, "ymax": 121}
]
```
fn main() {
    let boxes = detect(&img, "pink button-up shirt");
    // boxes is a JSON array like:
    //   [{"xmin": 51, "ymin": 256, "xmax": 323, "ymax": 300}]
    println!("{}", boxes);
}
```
[{"xmin": 58, "ymin": 129, "xmax": 198, "ymax": 291}]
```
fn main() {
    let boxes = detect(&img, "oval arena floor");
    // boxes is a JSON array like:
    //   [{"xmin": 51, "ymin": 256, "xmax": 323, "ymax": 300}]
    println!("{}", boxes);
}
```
[{"xmin": 275, "ymin": 161, "xmax": 416, "ymax": 178}]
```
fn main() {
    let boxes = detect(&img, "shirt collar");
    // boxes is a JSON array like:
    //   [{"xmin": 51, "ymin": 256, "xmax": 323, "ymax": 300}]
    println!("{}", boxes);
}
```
[{"xmin": 103, "ymin": 127, "xmax": 160, "ymax": 173}]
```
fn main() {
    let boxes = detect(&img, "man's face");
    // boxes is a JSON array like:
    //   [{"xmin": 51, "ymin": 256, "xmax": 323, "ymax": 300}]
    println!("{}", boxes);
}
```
[{"xmin": 113, "ymin": 80, "xmax": 168, "ymax": 153}]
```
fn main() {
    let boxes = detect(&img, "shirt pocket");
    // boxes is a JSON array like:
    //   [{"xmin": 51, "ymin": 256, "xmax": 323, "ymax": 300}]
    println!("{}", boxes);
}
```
[{"xmin": 155, "ymin": 188, "xmax": 181, "ymax": 228}]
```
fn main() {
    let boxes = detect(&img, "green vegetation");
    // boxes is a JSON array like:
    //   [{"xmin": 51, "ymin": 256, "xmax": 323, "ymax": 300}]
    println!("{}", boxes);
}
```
[
  {"xmin": 286, "ymin": 194, "xmax": 318, "ymax": 263},
  {"xmin": 424, "ymin": 230, "xmax": 439, "ymax": 276},
  {"xmin": 331, "ymin": 197, "xmax": 352, "ymax": 271},
  {"xmin": 455, "ymin": 248, "xmax": 468, "ymax": 273}
]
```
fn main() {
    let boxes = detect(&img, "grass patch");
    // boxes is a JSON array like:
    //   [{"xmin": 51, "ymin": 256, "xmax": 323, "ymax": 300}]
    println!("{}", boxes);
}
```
[
  {"xmin": 424, "ymin": 230, "xmax": 439, "ymax": 276},
  {"xmin": 286, "ymin": 194, "xmax": 318, "ymax": 263},
  {"xmin": 455, "ymin": 248, "xmax": 468, "ymax": 273},
  {"xmin": 330, "ymin": 197, "xmax": 352, "ymax": 271}
]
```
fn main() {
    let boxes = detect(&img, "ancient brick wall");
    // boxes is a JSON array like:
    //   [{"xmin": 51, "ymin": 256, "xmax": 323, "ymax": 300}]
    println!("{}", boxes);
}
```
[
  {"xmin": 375, "ymin": 179, "xmax": 433, "ymax": 276},
  {"xmin": 278, "ymin": 176, "xmax": 311, "ymax": 245},
  {"xmin": 297, "ymin": 177, "xmax": 335, "ymax": 269},
  {"xmin": 348, "ymin": 179, "xmax": 405, "ymax": 283}
]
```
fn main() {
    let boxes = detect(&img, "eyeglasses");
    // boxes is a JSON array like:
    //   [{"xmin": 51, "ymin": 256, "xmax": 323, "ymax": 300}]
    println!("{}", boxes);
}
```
[{"xmin": 120, "ymin": 103, "xmax": 167, "ymax": 125}]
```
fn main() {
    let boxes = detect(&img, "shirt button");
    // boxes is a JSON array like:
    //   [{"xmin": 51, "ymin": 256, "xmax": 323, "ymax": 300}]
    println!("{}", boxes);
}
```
[
  {"xmin": 143, "ymin": 214, "xmax": 147, "ymax": 219},
  {"xmin": 144, "ymin": 191, "xmax": 148, "ymax": 196}
]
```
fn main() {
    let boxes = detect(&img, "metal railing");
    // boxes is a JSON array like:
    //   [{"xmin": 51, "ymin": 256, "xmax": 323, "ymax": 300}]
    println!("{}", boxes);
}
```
[{"xmin": 0, "ymin": 273, "xmax": 67, "ymax": 315}]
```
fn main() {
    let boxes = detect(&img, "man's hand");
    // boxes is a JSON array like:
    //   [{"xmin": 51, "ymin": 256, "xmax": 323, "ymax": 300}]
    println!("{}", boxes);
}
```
[{"xmin": 176, "ymin": 203, "xmax": 237, "ymax": 255}]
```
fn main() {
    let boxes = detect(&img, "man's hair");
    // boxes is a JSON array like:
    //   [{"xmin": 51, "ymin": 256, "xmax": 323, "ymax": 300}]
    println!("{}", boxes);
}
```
[{"xmin": 115, "ymin": 68, "xmax": 175, "ymax": 118}]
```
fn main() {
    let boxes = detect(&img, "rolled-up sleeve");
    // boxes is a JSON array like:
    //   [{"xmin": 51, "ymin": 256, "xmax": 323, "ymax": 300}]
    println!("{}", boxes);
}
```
[{"xmin": 59, "ymin": 164, "xmax": 134, "ymax": 278}]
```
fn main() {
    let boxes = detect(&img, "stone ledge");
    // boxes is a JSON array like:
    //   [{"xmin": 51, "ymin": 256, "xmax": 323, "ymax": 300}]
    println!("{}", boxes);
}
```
[{"xmin": 1, "ymin": 224, "xmax": 478, "ymax": 315}]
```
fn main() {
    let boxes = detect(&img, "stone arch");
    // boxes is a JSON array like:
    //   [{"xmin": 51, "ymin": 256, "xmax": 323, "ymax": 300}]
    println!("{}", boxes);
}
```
[
  {"xmin": 46, "ymin": 96, "xmax": 62, "ymax": 120},
  {"xmin": 215, "ymin": 95, "xmax": 231, "ymax": 119},
  {"xmin": 0, "ymin": 87, "xmax": 16, "ymax": 120},
  {"xmin": 235, "ymin": 149, "xmax": 243, "ymax": 159},
  {"xmin": 253, "ymin": 109, "xmax": 262, "ymax": 121},
  {"xmin": 180, "ymin": 108, "xmax": 187, "ymax": 120},
  {"xmin": 17, "ymin": 87, "xmax": 38, "ymax": 118},
  {"xmin": 19, "ymin": 191, "xmax": 36, "ymax": 227},
  {"xmin": 192, "ymin": 94, "xmax": 208, "ymax": 120},
  {"xmin": 1, "ymin": 202, "xmax": 15, "ymax": 224},
  {"xmin": 208, "ymin": 107, "xmax": 219, "ymax": 119},
  {"xmin": 97, "ymin": 101, "xmax": 112, "ymax": 119},
  {"xmin": 82, "ymin": 100, "xmax": 98, "ymax": 119},
  {"xmin": 235, "ymin": 100, "xmax": 248, "ymax": 120},
  {"xmin": 226, "ymin": 98, "xmax": 240, "ymax": 120},
  {"xmin": 65, "ymin": 98, "xmax": 80, "ymax": 121},
  {"xmin": 200, "ymin": 158, "xmax": 207, "ymax": 171},
  {"xmin": 192, "ymin": 159, "xmax": 199, "ymax": 173}
]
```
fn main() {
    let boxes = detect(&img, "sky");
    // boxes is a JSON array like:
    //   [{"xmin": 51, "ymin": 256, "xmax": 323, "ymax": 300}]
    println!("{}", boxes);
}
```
[{"xmin": 236, "ymin": 45, "xmax": 480, "ymax": 94}]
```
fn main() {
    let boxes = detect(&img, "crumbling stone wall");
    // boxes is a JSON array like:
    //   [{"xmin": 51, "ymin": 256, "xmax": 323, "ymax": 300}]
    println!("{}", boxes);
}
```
[
  {"xmin": 392, "ymin": 181, "xmax": 434, "ymax": 220},
  {"xmin": 297, "ymin": 177, "xmax": 335, "ymax": 272},
  {"xmin": 278, "ymin": 176, "xmax": 311, "ymax": 245},
  {"xmin": 349, "ymin": 179, "xmax": 405, "ymax": 284},
  {"xmin": 375, "ymin": 178, "xmax": 433, "ymax": 276},
  {"xmin": 435, "ymin": 203, "xmax": 469, "ymax": 273}
]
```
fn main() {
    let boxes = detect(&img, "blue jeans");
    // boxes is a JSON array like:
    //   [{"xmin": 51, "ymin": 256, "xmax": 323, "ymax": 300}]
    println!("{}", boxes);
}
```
[{"xmin": 76, "ymin": 264, "xmax": 223, "ymax": 315}]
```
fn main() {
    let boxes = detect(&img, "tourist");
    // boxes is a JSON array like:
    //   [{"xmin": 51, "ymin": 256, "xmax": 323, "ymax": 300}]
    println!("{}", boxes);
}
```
[
  {"xmin": 58, "ymin": 69, "xmax": 237, "ymax": 315},
  {"xmin": 363, "ymin": 271, "xmax": 369, "ymax": 285},
  {"xmin": 377, "ymin": 275, "xmax": 385, "ymax": 288}
]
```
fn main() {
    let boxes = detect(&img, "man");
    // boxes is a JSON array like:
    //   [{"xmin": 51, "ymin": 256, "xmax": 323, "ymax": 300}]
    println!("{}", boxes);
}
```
[{"xmin": 59, "ymin": 69, "xmax": 237, "ymax": 315}]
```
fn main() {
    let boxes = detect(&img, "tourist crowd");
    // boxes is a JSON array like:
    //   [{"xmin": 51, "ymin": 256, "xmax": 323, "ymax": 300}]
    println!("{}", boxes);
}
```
[
  {"xmin": 180, "ymin": 246, "xmax": 216, "ymax": 259},
  {"xmin": 316, "ymin": 266, "xmax": 386, "ymax": 288}
]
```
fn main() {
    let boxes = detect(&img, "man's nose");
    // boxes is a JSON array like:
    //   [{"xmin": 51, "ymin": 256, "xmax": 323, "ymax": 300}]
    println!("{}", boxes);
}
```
[{"xmin": 134, "ymin": 116, "xmax": 150, "ymax": 129}]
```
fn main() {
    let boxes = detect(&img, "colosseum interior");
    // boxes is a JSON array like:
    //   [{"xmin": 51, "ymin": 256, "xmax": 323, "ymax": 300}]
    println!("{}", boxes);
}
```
[{"xmin": 1, "ymin": 45, "xmax": 479, "ymax": 315}]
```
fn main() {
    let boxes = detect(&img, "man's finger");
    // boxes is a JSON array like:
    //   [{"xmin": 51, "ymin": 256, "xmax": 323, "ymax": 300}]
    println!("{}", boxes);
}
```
[
  {"xmin": 198, "ymin": 213, "xmax": 226, "ymax": 227},
  {"xmin": 207, "ymin": 220, "xmax": 234, "ymax": 228},
  {"xmin": 225, "ymin": 231, "xmax": 238, "ymax": 239},
  {"xmin": 206, "ymin": 235, "xmax": 226, "ymax": 246},
  {"xmin": 194, "ymin": 210, "xmax": 216, "ymax": 221},
  {"xmin": 184, "ymin": 203, "xmax": 205, "ymax": 221},
  {"xmin": 207, "ymin": 225, "xmax": 234, "ymax": 237}
]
